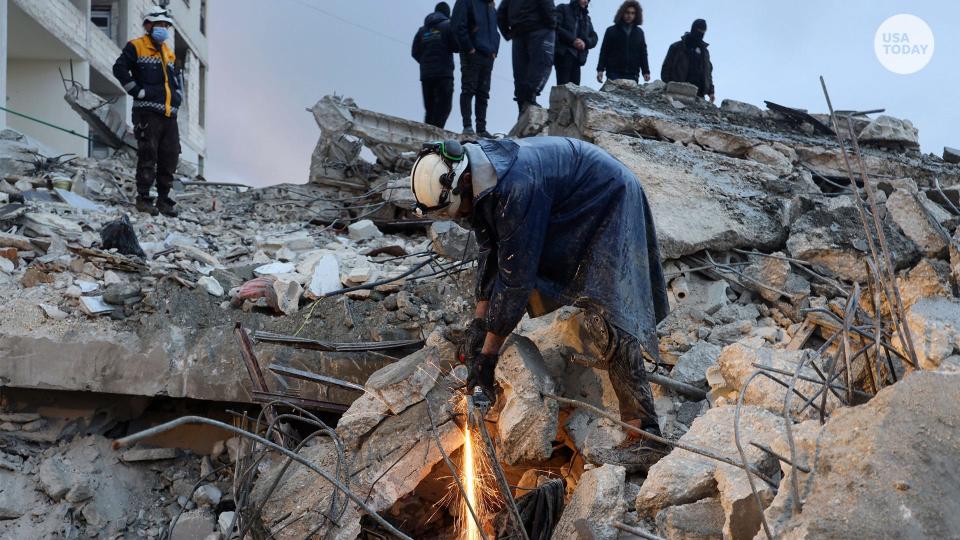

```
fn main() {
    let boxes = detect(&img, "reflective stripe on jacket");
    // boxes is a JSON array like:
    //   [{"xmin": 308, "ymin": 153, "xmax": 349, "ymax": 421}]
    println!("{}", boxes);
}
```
[{"xmin": 113, "ymin": 35, "xmax": 182, "ymax": 117}]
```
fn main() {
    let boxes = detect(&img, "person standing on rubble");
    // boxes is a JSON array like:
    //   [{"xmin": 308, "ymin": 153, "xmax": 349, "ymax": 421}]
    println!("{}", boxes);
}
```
[
  {"xmin": 497, "ymin": 0, "xmax": 558, "ymax": 114},
  {"xmin": 452, "ymin": 0, "xmax": 500, "ymax": 137},
  {"xmin": 661, "ymin": 19, "xmax": 715, "ymax": 102},
  {"xmin": 413, "ymin": 3, "xmax": 460, "ymax": 129},
  {"xmin": 410, "ymin": 137, "xmax": 670, "ymax": 472},
  {"xmin": 596, "ymin": 0, "xmax": 650, "ymax": 84},
  {"xmin": 554, "ymin": 0, "xmax": 598, "ymax": 86},
  {"xmin": 112, "ymin": 6, "xmax": 182, "ymax": 218}
]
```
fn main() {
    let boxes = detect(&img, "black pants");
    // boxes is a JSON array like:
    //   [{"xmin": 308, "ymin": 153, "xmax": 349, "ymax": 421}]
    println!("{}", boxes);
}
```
[
  {"xmin": 422, "ymin": 77, "xmax": 454, "ymax": 129},
  {"xmin": 511, "ymin": 28, "xmax": 555, "ymax": 108},
  {"xmin": 578, "ymin": 308, "xmax": 659, "ymax": 430},
  {"xmin": 460, "ymin": 53, "xmax": 494, "ymax": 131},
  {"xmin": 133, "ymin": 109, "xmax": 180, "ymax": 201},
  {"xmin": 554, "ymin": 53, "xmax": 581, "ymax": 86}
]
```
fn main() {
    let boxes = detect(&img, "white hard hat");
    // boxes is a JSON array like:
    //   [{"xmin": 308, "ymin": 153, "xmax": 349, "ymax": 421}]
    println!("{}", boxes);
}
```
[
  {"xmin": 144, "ymin": 6, "xmax": 174, "ymax": 25},
  {"xmin": 410, "ymin": 141, "xmax": 470, "ymax": 217}
]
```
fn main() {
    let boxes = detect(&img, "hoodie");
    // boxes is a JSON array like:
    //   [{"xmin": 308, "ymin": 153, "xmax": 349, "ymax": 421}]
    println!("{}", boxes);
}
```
[{"xmin": 412, "ymin": 11, "xmax": 459, "ymax": 80}]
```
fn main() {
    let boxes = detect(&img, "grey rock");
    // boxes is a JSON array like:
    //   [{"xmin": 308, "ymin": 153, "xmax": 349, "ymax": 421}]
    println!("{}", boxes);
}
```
[
  {"xmin": 192, "ymin": 484, "xmax": 222, "ymax": 507},
  {"xmin": 495, "ymin": 335, "xmax": 559, "ymax": 465},
  {"xmin": 552, "ymin": 464, "xmax": 626, "ymax": 540},
  {"xmin": 170, "ymin": 510, "xmax": 216, "ymax": 540},
  {"xmin": 655, "ymin": 497, "xmax": 725, "ymax": 540},
  {"xmin": 217, "ymin": 511, "xmax": 236, "ymax": 536},
  {"xmin": 666, "ymin": 81, "xmax": 700, "ymax": 99},
  {"xmin": 944, "ymin": 146, "xmax": 960, "ymax": 164},
  {"xmin": 347, "ymin": 219, "xmax": 382, "ymax": 241},
  {"xmin": 428, "ymin": 221, "xmax": 477, "ymax": 261},
  {"xmin": 858, "ymin": 115, "xmax": 919, "ymax": 147},
  {"xmin": 721, "ymin": 99, "xmax": 763, "ymax": 117},
  {"xmin": 902, "ymin": 297, "xmax": 960, "ymax": 370},
  {"xmin": 38, "ymin": 456, "xmax": 71, "ymax": 501},
  {"xmin": 672, "ymin": 342, "xmax": 722, "ymax": 386},
  {"xmin": 120, "ymin": 447, "xmax": 177, "ymax": 462},
  {"xmin": 886, "ymin": 189, "xmax": 952, "ymax": 258},
  {"xmin": 102, "ymin": 283, "xmax": 142, "ymax": 306}
]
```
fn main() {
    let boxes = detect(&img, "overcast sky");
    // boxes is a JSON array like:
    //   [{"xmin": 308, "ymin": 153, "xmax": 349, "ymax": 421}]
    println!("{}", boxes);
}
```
[{"xmin": 205, "ymin": 0, "xmax": 959, "ymax": 186}]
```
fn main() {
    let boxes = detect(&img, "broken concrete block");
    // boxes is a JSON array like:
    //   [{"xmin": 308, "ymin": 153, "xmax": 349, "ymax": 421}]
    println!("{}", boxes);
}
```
[
  {"xmin": 902, "ymin": 297, "xmax": 960, "ymax": 370},
  {"xmin": 552, "ymin": 464, "xmax": 626, "ymax": 540},
  {"xmin": 170, "ymin": 510, "xmax": 217, "ymax": 540},
  {"xmin": 655, "ymin": 497, "xmax": 725, "ymax": 540},
  {"xmin": 944, "ymin": 146, "xmax": 960, "ymax": 164},
  {"xmin": 22, "ymin": 212, "xmax": 82, "ymax": 240},
  {"xmin": 720, "ymin": 99, "xmax": 763, "ymax": 117},
  {"xmin": 39, "ymin": 303, "xmax": 68, "ymax": 320},
  {"xmin": 38, "ymin": 457, "xmax": 71, "ymax": 501},
  {"xmin": 897, "ymin": 259, "xmax": 953, "ymax": 310},
  {"xmin": 665, "ymin": 81, "xmax": 699, "ymax": 99},
  {"xmin": 768, "ymin": 372, "xmax": 960, "ymax": 538},
  {"xmin": 0, "ymin": 257, "xmax": 13, "ymax": 274},
  {"xmin": 746, "ymin": 144, "xmax": 793, "ymax": 174},
  {"xmin": 858, "ymin": 115, "xmax": 919, "ymax": 148},
  {"xmin": 363, "ymin": 336, "xmax": 453, "ymax": 414},
  {"xmin": 714, "ymin": 340, "xmax": 840, "ymax": 417},
  {"xmin": 197, "ymin": 276, "xmax": 224, "ymax": 297},
  {"xmin": 120, "ymin": 447, "xmax": 177, "ymax": 462},
  {"xmin": 741, "ymin": 251, "xmax": 810, "ymax": 304},
  {"xmin": 429, "ymin": 220, "xmax": 477, "ymax": 261},
  {"xmin": 715, "ymin": 461, "xmax": 775, "ymax": 539},
  {"xmin": 347, "ymin": 219, "xmax": 382, "ymax": 241},
  {"xmin": 345, "ymin": 265, "xmax": 372, "ymax": 284},
  {"xmin": 495, "ymin": 336, "xmax": 559, "ymax": 465},
  {"xmin": 103, "ymin": 283, "xmax": 142, "ymax": 305},
  {"xmin": 636, "ymin": 405, "xmax": 782, "ymax": 519},
  {"xmin": 672, "ymin": 342, "xmax": 722, "ymax": 386},
  {"xmin": 218, "ymin": 511, "xmax": 236, "ymax": 536},
  {"xmin": 786, "ymin": 206, "xmax": 917, "ymax": 282},
  {"xmin": 886, "ymin": 188, "xmax": 952, "ymax": 258},
  {"xmin": 65, "ymin": 481, "xmax": 95, "ymax": 504},
  {"xmin": 79, "ymin": 296, "xmax": 114, "ymax": 316},
  {"xmin": 192, "ymin": 484, "xmax": 222, "ymax": 507},
  {"xmin": 254, "ymin": 261, "xmax": 296, "ymax": 276},
  {"xmin": 272, "ymin": 277, "xmax": 303, "ymax": 316},
  {"xmin": 305, "ymin": 253, "xmax": 340, "ymax": 299}
]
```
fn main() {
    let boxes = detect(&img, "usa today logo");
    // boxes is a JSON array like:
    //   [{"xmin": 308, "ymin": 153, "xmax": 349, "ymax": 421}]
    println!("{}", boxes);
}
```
[{"xmin": 874, "ymin": 14, "xmax": 934, "ymax": 74}]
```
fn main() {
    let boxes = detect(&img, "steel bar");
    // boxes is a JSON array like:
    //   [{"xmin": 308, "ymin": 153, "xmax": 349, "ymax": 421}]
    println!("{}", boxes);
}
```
[
  {"xmin": 612, "ymin": 522, "xmax": 666, "ymax": 540},
  {"xmin": 750, "ymin": 441, "xmax": 811, "ymax": 474},
  {"xmin": 734, "ymin": 372, "xmax": 775, "ymax": 540},
  {"xmin": 235, "ymin": 323, "xmax": 284, "ymax": 445},
  {"xmin": 111, "ymin": 416, "xmax": 414, "ymax": 540},
  {"xmin": 933, "ymin": 177, "xmax": 960, "ymax": 216},
  {"xmin": 783, "ymin": 351, "xmax": 814, "ymax": 514},
  {"xmin": 250, "ymin": 390, "xmax": 349, "ymax": 413},
  {"xmin": 647, "ymin": 373, "xmax": 708, "ymax": 400},
  {"xmin": 268, "ymin": 364, "xmax": 365, "ymax": 392}
]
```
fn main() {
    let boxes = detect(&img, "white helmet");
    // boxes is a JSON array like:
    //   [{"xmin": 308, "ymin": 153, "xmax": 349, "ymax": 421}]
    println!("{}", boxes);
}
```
[
  {"xmin": 410, "ymin": 141, "xmax": 470, "ymax": 216},
  {"xmin": 144, "ymin": 6, "xmax": 174, "ymax": 25}
]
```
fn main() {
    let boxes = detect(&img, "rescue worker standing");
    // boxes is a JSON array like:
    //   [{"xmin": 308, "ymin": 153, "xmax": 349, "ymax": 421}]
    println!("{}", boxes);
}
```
[
  {"xmin": 410, "ymin": 137, "xmax": 670, "ymax": 471},
  {"xmin": 412, "ymin": 2, "xmax": 459, "ymax": 129},
  {"xmin": 451, "ymin": 0, "xmax": 500, "ymax": 137},
  {"xmin": 661, "ymin": 19, "xmax": 715, "ymax": 102},
  {"xmin": 497, "ymin": 0, "xmax": 558, "ymax": 114},
  {"xmin": 112, "ymin": 6, "xmax": 182, "ymax": 217},
  {"xmin": 597, "ymin": 0, "xmax": 650, "ymax": 84},
  {"xmin": 554, "ymin": 0, "xmax": 598, "ymax": 86}
]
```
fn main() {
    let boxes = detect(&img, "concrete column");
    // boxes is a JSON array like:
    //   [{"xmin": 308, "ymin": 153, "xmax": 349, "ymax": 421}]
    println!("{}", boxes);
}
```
[{"xmin": 0, "ymin": 0, "xmax": 7, "ymax": 129}]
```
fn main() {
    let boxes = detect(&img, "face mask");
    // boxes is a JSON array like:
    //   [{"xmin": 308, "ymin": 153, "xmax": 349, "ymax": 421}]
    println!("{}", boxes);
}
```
[{"xmin": 151, "ymin": 27, "xmax": 170, "ymax": 43}]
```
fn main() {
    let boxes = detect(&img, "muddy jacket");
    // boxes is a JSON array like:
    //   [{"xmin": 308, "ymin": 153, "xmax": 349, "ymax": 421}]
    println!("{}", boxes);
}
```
[
  {"xmin": 412, "ymin": 12, "xmax": 459, "ymax": 80},
  {"xmin": 113, "ymin": 34, "xmax": 182, "ymax": 118},
  {"xmin": 555, "ymin": 0, "xmax": 598, "ymax": 66},
  {"xmin": 661, "ymin": 33, "xmax": 714, "ymax": 96},
  {"xmin": 451, "ymin": 0, "xmax": 501, "ymax": 56},
  {"xmin": 467, "ymin": 137, "xmax": 668, "ymax": 353},
  {"xmin": 497, "ymin": 0, "xmax": 557, "ymax": 40}
]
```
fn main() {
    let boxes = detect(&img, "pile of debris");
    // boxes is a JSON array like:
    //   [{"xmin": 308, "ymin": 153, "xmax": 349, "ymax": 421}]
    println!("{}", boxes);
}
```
[{"xmin": 2, "ymin": 75, "xmax": 960, "ymax": 540}]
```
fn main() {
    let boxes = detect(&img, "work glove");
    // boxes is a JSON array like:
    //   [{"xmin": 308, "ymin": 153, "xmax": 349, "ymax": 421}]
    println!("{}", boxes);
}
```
[
  {"xmin": 466, "ymin": 352, "xmax": 499, "ymax": 411},
  {"xmin": 459, "ymin": 318, "xmax": 487, "ymax": 366}
]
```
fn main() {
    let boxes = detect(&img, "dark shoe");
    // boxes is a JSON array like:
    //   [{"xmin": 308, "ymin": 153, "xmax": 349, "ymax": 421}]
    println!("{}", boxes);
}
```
[
  {"xmin": 462, "ymin": 127, "xmax": 476, "ymax": 137},
  {"xmin": 135, "ymin": 198, "xmax": 159, "ymax": 216},
  {"xmin": 477, "ymin": 130, "xmax": 494, "ymax": 139},
  {"xmin": 157, "ymin": 198, "xmax": 178, "ymax": 218},
  {"xmin": 584, "ymin": 434, "xmax": 671, "ymax": 474}
]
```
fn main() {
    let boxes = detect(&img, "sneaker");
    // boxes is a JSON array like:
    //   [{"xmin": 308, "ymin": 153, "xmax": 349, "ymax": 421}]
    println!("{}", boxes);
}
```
[
  {"xmin": 135, "ymin": 198, "xmax": 159, "ymax": 216},
  {"xmin": 462, "ymin": 127, "xmax": 476, "ymax": 137},
  {"xmin": 477, "ymin": 130, "xmax": 494, "ymax": 139},
  {"xmin": 584, "ymin": 435, "xmax": 671, "ymax": 474},
  {"xmin": 157, "ymin": 198, "xmax": 178, "ymax": 218}
]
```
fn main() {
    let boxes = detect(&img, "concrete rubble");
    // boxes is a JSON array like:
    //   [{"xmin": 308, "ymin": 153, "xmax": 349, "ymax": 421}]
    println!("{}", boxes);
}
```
[{"xmin": 1, "ymin": 75, "xmax": 959, "ymax": 539}]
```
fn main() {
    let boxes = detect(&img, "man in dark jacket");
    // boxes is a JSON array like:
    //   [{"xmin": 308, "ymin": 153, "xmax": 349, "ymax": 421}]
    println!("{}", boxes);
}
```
[
  {"xmin": 113, "ymin": 6, "xmax": 182, "ymax": 217},
  {"xmin": 410, "ymin": 136, "xmax": 670, "ymax": 472},
  {"xmin": 596, "ymin": 0, "xmax": 650, "ymax": 83},
  {"xmin": 412, "ymin": 3, "xmax": 459, "ymax": 129},
  {"xmin": 554, "ymin": 0, "xmax": 598, "ymax": 85},
  {"xmin": 661, "ymin": 19, "xmax": 715, "ymax": 102},
  {"xmin": 452, "ymin": 0, "xmax": 500, "ymax": 137},
  {"xmin": 497, "ymin": 0, "xmax": 557, "ymax": 113}
]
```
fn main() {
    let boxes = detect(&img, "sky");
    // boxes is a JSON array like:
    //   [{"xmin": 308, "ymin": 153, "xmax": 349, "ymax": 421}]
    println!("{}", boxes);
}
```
[{"xmin": 205, "ymin": 0, "xmax": 960, "ymax": 186}]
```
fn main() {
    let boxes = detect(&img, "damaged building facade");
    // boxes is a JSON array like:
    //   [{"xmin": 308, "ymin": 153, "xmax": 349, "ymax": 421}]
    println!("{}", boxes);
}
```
[
  {"xmin": 2, "ymin": 70, "xmax": 960, "ymax": 539},
  {"xmin": 0, "ymin": 0, "xmax": 208, "ymax": 169}
]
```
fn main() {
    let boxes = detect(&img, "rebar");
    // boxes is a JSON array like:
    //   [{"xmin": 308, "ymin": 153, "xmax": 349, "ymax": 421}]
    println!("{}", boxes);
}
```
[{"xmin": 733, "ymin": 372, "xmax": 775, "ymax": 540}]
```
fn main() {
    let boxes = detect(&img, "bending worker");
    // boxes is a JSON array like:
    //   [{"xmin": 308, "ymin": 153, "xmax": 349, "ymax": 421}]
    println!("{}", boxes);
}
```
[{"xmin": 410, "ymin": 136, "xmax": 670, "ymax": 470}]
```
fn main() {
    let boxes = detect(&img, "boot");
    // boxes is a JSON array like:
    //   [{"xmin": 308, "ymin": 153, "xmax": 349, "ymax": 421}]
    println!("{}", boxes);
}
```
[
  {"xmin": 157, "ymin": 197, "xmax": 178, "ymax": 218},
  {"xmin": 462, "ymin": 126, "xmax": 476, "ymax": 137},
  {"xmin": 584, "ymin": 430, "xmax": 671, "ymax": 474},
  {"xmin": 477, "ymin": 129, "xmax": 494, "ymax": 139},
  {"xmin": 135, "ymin": 197, "xmax": 159, "ymax": 216}
]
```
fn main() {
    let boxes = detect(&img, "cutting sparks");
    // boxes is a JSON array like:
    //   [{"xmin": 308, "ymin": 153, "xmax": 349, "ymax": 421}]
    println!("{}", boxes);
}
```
[{"xmin": 462, "ymin": 423, "xmax": 482, "ymax": 540}]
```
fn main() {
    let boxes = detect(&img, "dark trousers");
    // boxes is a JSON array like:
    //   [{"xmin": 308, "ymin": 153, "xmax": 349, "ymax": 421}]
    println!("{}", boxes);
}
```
[
  {"xmin": 607, "ymin": 70, "xmax": 639, "ymax": 82},
  {"xmin": 133, "ymin": 109, "xmax": 180, "ymax": 201},
  {"xmin": 460, "ymin": 53, "xmax": 494, "ymax": 131},
  {"xmin": 422, "ymin": 77, "xmax": 454, "ymax": 129},
  {"xmin": 511, "ymin": 28, "xmax": 555, "ymax": 108},
  {"xmin": 554, "ymin": 53, "xmax": 581, "ymax": 85}
]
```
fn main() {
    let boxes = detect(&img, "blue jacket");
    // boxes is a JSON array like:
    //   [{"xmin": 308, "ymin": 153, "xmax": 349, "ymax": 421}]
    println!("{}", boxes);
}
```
[
  {"xmin": 113, "ymin": 35, "xmax": 183, "ymax": 118},
  {"xmin": 451, "ymin": 0, "xmax": 501, "ymax": 56},
  {"xmin": 468, "ymin": 137, "xmax": 669, "ymax": 354}
]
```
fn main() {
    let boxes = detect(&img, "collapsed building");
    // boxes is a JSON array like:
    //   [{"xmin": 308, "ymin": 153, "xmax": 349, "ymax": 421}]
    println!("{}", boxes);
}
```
[{"xmin": 2, "ymin": 77, "xmax": 960, "ymax": 540}]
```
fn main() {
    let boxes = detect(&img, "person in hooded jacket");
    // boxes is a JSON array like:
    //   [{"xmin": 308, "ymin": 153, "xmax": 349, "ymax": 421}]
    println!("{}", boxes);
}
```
[
  {"xmin": 412, "ymin": 2, "xmax": 460, "ymax": 128},
  {"xmin": 409, "ymin": 136, "xmax": 671, "ymax": 473},
  {"xmin": 661, "ymin": 19, "xmax": 715, "ymax": 102},
  {"xmin": 596, "ymin": 0, "xmax": 650, "ymax": 84},
  {"xmin": 554, "ymin": 0, "xmax": 598, "ymax": 85},
  {"xmin": 451, "ymin": 0, "xmax": 501, "ymax": 137},
  {"xmin": 497, "ymin": 0, "xmax": 558, "ymax": 113}
]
